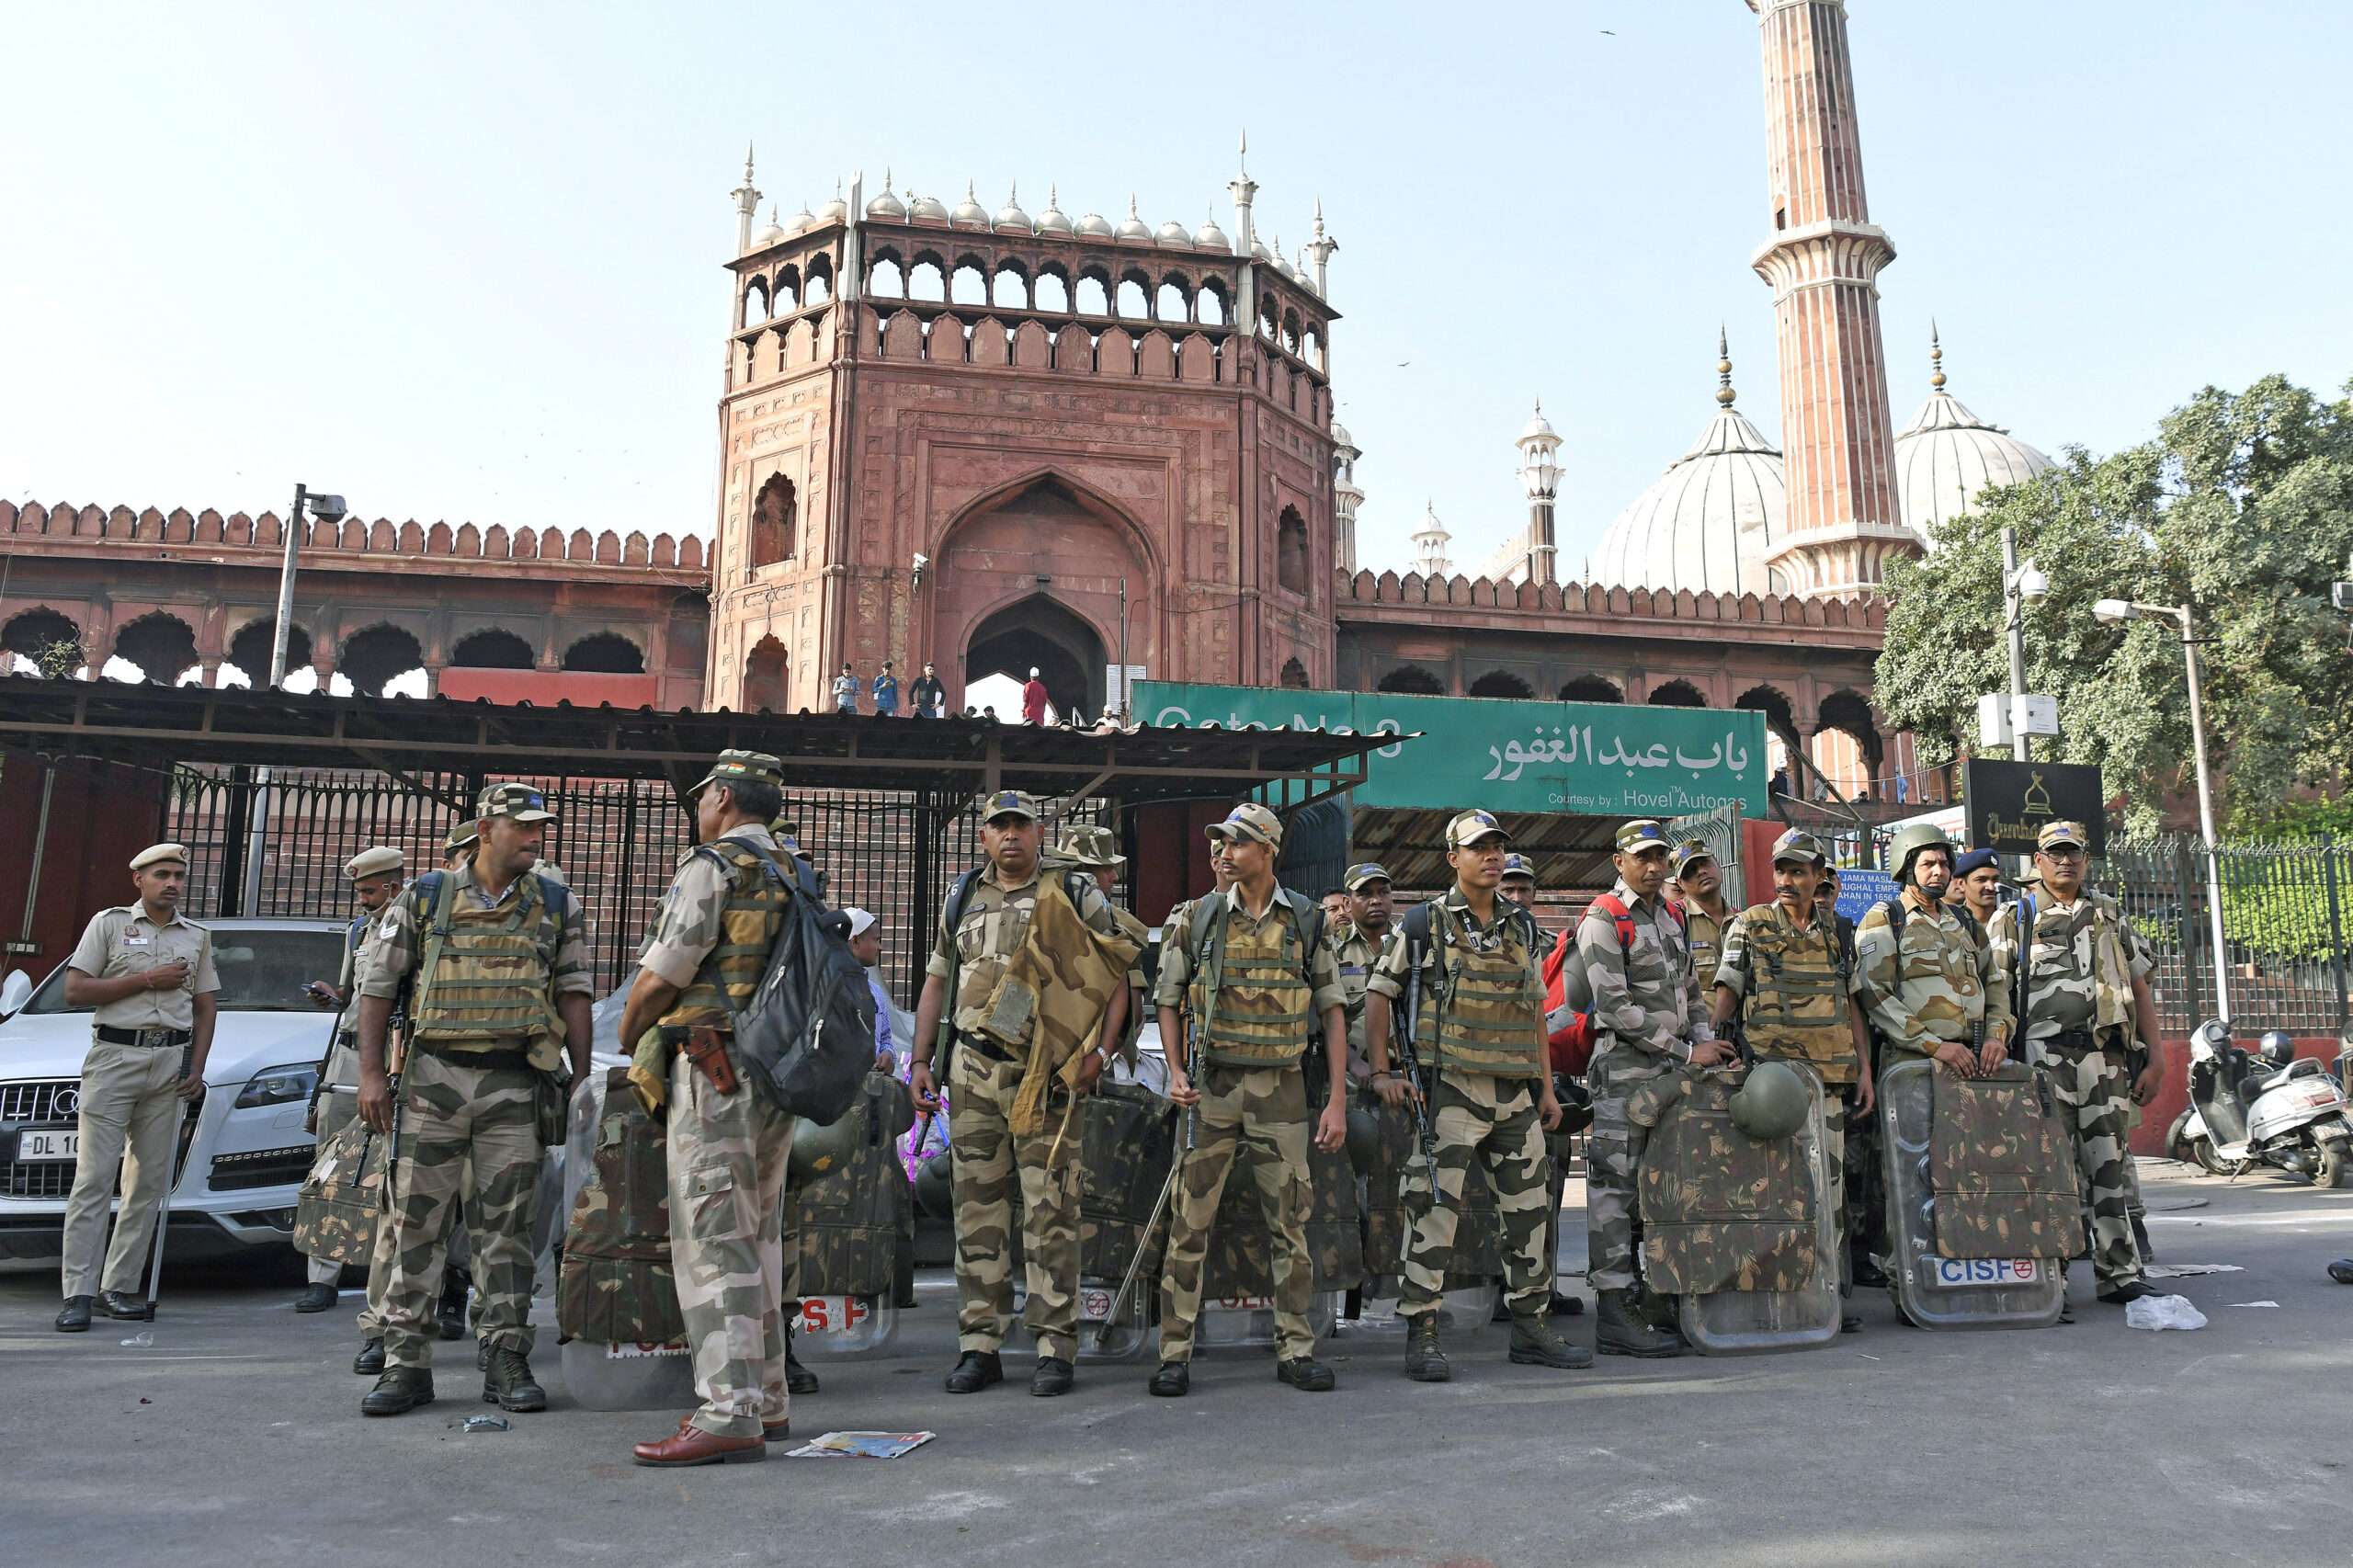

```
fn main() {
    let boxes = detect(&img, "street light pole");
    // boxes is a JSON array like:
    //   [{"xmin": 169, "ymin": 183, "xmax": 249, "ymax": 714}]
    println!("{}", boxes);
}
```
[
  {"xmin": 267, "ymin": 483, "xmax": 309, "ymax": 689},
  {"xmin": 244, "ymin": 484, "xmax": 346, "ymax": 916},
  {"xmin": 2094, "ymin": 595, "xmax": 2232, "ymax": 1025},
  {"xmin": 2002, "ymin": 527, "xmax": 2031, "ymax": 763}
]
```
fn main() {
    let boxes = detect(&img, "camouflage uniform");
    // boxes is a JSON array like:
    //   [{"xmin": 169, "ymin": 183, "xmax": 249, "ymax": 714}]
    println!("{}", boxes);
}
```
[
  {"xmin": 1154, "ymin": 878, "xmax": 1343, "ymax": 1362},
  {"xmin": 634, "ymin": 789, "xmax": 798, "ymax": 1440},
  {"xmin": 1855, "ymin": 887, "xmax": 2011, "ymax": 1068},
  {"xmin": 1680, "ymin": 901, "xmax": 1731, "ymax": 1001},
  {"xmin": 1328, "ymin": 920, "xmax": 1384, "ymax": 1087},
  {"xmin": 1580, "ymin": 874, "xmax": 1709, "ymax": 1295},
  {"xmin": 1987, "ymin": 882, "xmax": 2154, "ymax": 1294},
  {"xmin": 358, "ymin": 811, "xmax": 590, "ymax": 1374},
  {"xmin": 1365, "ymin": 887, "xmax": 1554, "ymax": 1315},
  {"xmin": 928, "ymin": 844, "xmax": 1123, "ymax": 1366},
  {"xmin": 1713, "ymin": 899, "xmax": 1863, "ymax": 1247}
]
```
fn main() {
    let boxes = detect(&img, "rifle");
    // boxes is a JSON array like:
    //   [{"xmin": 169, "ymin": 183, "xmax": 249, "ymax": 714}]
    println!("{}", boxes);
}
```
[{"xmin": 1393, "ymin": 953, "xmax": 1441, "ymax": 1210}]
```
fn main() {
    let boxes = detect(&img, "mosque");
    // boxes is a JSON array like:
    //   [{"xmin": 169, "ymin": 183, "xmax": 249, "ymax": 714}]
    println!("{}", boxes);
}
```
[{"xmin": 0, "ymin": 1, "xmax": 2031, "ymax": 808}]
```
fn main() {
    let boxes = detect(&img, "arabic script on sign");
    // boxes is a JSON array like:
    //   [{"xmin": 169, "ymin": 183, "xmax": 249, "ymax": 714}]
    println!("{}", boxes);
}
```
[{"xmin": 1484, "ymin": 727, "xmax": 1749, "ymax": 782}]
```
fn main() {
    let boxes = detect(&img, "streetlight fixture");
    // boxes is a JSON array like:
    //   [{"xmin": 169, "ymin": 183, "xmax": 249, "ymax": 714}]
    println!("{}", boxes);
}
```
[
  {"xmin": 2093, "ymin": 595, "xmax": 2231, "ymax": 1023},
  {"xmin": 244, "ymin": 483, "xmax": 346, "ymax": 916},
  {"xmin": 1998, "ymin": 527, "xmax": 2047, "ymax": 764}
]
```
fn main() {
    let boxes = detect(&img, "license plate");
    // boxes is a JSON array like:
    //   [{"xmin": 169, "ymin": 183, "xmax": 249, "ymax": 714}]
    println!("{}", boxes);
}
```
[
  {"xmin": 1928, "ymin": 1257, "xmax": 2039, "ymax": 1288},
  {"xmin": 16, "ymin": 1127, "xmax": 75, "ymax": 1162},
  {"xmin": 796, "ymin": 1295, "xmax": 876, "ymax": 1335}
]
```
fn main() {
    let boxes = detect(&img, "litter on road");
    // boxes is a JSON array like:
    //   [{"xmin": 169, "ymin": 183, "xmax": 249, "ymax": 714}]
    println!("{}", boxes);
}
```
[
  {"xmin": 785, "ymin": 1431, "xmax": 936, "ymax": 1459},
  {"xmin": 2125, "ymin": 1295, "xmax": 2209, "ymax": 1332}
]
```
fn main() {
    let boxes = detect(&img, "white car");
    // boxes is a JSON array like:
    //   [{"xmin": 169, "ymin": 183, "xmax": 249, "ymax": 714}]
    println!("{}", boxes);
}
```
[{"xmin": 0, "ymin": 917, "xmax": 350, "ymax": 1266}]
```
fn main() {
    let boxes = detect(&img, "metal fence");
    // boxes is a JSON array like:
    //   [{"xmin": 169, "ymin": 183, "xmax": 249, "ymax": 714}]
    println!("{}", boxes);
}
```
[{"xmin": 165, "ymin": 767, "xmax": 1121, "ymax": 1006}]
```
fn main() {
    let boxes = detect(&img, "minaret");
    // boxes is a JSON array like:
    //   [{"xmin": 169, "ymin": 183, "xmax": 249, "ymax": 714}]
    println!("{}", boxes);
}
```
[
  {"xmin": 731, "ymin": 143, "xmax": 761, "ymax": 256},
  {"xmin": 1411, "ymin": 500, "xmax": 1453, "ymax": 579},
  {"xmin": 1749, "ymin": 0, "xmax": 1912, "ymax": 598},
  {"xmin": 1303, "ymin": 198, "xmax": 1336, "ymax": 299},
  {"xmin": 1332, "ymin": 422, "xmax": 1363, "ymax": 573},
  {"xmin": 1515, "ymin": 400, "xmax": 1562, "ymax": 585}
]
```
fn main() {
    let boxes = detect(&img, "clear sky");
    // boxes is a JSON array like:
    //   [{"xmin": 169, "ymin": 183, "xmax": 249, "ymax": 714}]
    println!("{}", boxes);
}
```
[{"xmin": 5, "ymin": 2, "xmax": 2348, "ymax": 584}]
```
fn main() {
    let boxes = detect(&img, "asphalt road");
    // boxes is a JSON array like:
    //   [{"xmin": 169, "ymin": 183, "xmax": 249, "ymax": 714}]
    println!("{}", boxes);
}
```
[{"xmin": 6, "ymin": 1159, "xmax": 2350, "ymax": 1568}]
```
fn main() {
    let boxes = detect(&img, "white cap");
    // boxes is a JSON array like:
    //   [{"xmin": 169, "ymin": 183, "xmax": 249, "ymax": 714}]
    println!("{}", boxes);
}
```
[
  {"xmin": 1029, "ymin": 667, "xmax": 1040, "ymax": 677},
  {"xmin": 842, "ymin": 906, "xmax": 878, "ymax": 939}
]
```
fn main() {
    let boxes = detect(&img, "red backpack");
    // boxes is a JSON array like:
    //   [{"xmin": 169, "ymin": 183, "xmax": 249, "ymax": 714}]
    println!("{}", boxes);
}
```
[{"xmin": 1543, "ymin": 895, "xmax": 1683, "ymax": 1076}]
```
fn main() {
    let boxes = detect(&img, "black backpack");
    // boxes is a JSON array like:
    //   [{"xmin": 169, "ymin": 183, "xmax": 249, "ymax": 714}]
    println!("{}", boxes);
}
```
[{"xmin": 703, "ymin": 844, "xmax": 876, "ymax": 1127}]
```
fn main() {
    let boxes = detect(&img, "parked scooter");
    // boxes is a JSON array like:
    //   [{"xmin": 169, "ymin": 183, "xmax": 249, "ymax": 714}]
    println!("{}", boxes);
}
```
[{"xmin": 2168, "ymin": 1021, "xmax": 2353, "ymax": 1187}]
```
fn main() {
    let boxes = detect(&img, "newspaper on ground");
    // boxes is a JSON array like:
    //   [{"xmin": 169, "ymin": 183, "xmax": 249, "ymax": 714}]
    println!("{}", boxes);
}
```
[
  {"xmin": 2145, "ymin": 1263, "xmax": 2244, "ymax": 1278},
  {"xmin": 786, "ymin": 1430, "xmax": 937, "ymax": 1459}
]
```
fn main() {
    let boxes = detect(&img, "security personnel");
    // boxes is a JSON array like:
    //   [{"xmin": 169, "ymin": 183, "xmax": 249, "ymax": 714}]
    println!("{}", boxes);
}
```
[
  {"xmin": 297, "ymin": 846, "xmax": 406, "ymax": 1315},
  {"xmin": 616, "ymin": 751, "xmax": 799, "ymax": 1466},
  {"xmin": 1150, "ymin": 802, "xmax": 1347, "ymax": 1397},
  {"xmin": 1050, "ymin": 823, "xmax": 1152, "ymax": 1062},
  {"xmin": 353, "ymin": 783, "xmax": 594, "ymax": 1416},
  {"xmin": 1949, "ymin": 847, "xmax": 2004, "ymax": 941},
  {"xmin": 1987, "ymin": 821, "xmax": 2162, "ymax": 1308},
  {"xmin": 1499, "ymin": 852, "xmax": 1540, "ymax": 920},
  {"xmin": 1329, "ymin": 862, "xmax": 1395, "ymax": 1088},
  {"xmin": 1711, "ymin": 830, "xmax": 1873, "ymax": 1328},
  {"xmin": 54, "ymin": 845, "xmax": 219, "ymax": 1333},
  {"xmin": 909, "ymin": 790, "xmax": 1130, "ymax": 1398},
  {"xmin": 1672, "ymin": 838, "xmax": 1733, "ymax": 988},
  {"xmin": 1578, "ymin": 819, "xmax": 1715, "ymax": 1358},
  {"xmin": 1366, "ymin": 810, "xmax": 1587, "ymax": 1381}
]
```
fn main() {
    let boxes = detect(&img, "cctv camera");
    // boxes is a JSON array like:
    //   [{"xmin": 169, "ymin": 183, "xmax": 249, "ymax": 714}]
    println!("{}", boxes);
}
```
[{"xmin": 912, "ymin": 552, "xmax": 929, "ymax": 570}]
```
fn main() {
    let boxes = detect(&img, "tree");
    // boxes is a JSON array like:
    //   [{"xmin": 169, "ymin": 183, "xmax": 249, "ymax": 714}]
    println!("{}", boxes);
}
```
[{"xmin": 1874, "ymin": 374, "xmax": 2353, "ymax": 833}]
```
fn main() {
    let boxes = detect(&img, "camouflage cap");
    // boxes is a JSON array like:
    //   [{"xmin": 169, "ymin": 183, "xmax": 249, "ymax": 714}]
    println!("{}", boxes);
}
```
[
  {"xmin": 1770, "ymin": 828, "xmax": 1827, "ymax": 868},
  {"xmin": 978, "ymin": 789, "xmax": 1042, "ymax": 824},
  {"xmin": 1206, "ymin": 801, "xmax": 1283, "ymax": 847},
  {"xmin": 1500, "ymin": 851, "xmax": 1537, "ymax": 881},
  {"xmin": 691, "ymin": 748, "xmax": 784, "ymax": 793},
  {"xmin": 1447, "ymin": 809, "xmax": 1509, "ymax": 850},
  {"xmin": 1672, "ymin": 836, "xmax": 1717, "ymax": 875},
  {"xmin": 767, "ymin": 817, "xmax": 816, "ymax": 863},
  {"xmin": 1613, "ymin": 819, "xmax": 1669, "ymax": 856},
  {"xmin": 1055, "ymin": 823, "xmax": 1124, "ymax": 869},
  {"xmin": 341, "ymin": 846, "xmax": 404, "ymax": 881},
  {"xmin": 129, "ymin": 843, "xmax": 189, "ymax": 871},
  {"xmin": 475, "ymin": 782, "xmax": 557, "ymax": 824},
  {"xmin": 444, "ymin": 821, "xmax": 481, "ymax": 854},
  {"xmin": 1343, "ymin": 861, "xmax": 1392, "ymax": 892},
  {"xmin": 2037, "ymin": 820, "xmax": 2091, "ymax": 852}
]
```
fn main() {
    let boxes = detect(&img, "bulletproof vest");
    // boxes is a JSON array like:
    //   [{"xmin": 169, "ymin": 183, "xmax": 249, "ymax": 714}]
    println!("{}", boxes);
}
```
[
  {"xmin": 558, "ymin": 1066, "xmax": 685, "ymax": 1347},
  {"xmin": 1634, "ymin": 1065, "xmax": 1818, "ymax": 1295},
  {"xmin": 1927, "ymin": 1064, "xmax": 2078, "ymax": 1261},
  {"xmin": 1414, "ymin": 904, "xmax": 1547, "ymax": 1079},
  {"xmin": 406, "ymin": 874, "xmax": 565, "ymax": 1069},
  {"xmin": 660, "ymin": 840, "xmax": 791, "ymax": 1029},
  {"xmin": 1737, "ymin": 907, "xmax": 1856, "ymax": 1083},
  {"xmin": 1191, "ymin": 894, "xmax": 1315, "ymax": 1069}
]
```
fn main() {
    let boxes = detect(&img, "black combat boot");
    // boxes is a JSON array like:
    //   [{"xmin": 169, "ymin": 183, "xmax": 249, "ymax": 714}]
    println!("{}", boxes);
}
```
[
  {"xmin": 1403, "ymin": 1314, "xmax": 1449, "ymax": 1382},
  {"xmin": 353, "ymin": 1336, "xmax": 386, "ymax": 1375},
  {"xmin": 944, "ymin": 1349, "xmax": 1002, "ymax": 1393},
  {"xmin": 295, "ymin": 1281, "xmax": 339, "ymax": 1313},
  {"xmin": 785, "ymin": 1324, "xmax": 819, "ymax": 1395},
  {"xmin": 55, "ymin": 1295, "xmax": 94, "ymax": 1333},
  {"xmin": 361, "ymin": 1367, "xmax": 434, "ymax": 1416},
  {"xmin": 483, "ymin": 1344, "xmax": 547, "ymax": 1412},
  {"xmin": 1276, "ymin": 1356, "xmax": 1336, "ymax": 1392},
  {"xmin": 2096, "ymin": 1279, "xmax": 2154, "ymax": 1306},
  {"xmin": 1596, "ymin": 1289, "xmax": 1686, "ymax": 1358},
  {"xmin": 2329, "ymin": 1260, "xmax": 2353, "ymax": 1285},
  {"xmin": 437, "ymin": 1268, "xmax": 470, "ymax": 1341},
  {"xmin": 1031, "ymin": 1357, "xmax": 1075, "ymax": 1396},
  {"xmin": 1508, "ymin": 1312, "xmax": 1594, "ymax": 1369},
  {"xmin": 1146, "ymin": 1360, "xmax": 1190, "ymax": 1397}
]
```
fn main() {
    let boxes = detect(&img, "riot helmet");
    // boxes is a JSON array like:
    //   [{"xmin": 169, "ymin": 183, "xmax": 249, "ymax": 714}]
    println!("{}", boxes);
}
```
[
  {"xmin": 2257, "ymin": 1030, "xmax": 2296, "ymax": 1067},
  {"xmin": 1888, "ymin": 822, "xmax": 1953, "ymax": 886},
  {"xmin": 1729, "ymin": 1060, "xmax": 1812, "ymax": 1141}
]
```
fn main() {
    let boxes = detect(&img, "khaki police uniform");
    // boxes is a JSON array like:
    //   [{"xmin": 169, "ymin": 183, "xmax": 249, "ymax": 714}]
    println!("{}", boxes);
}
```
[{"xmin": 60, "ymin": 885, "xmax": 218, "ymax": 1301}]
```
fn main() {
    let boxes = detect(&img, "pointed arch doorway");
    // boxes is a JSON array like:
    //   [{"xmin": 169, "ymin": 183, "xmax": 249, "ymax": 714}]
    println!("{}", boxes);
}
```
[{"xmin": 965, "ymin": 595, "xmax": 1107, "ymax": 721}]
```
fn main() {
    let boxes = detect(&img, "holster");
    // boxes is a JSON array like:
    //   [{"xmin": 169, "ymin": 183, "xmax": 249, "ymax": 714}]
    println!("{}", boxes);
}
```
[{"xmin": 665, "ymin": 1023, "xmax": 742, "ymax": 1096}]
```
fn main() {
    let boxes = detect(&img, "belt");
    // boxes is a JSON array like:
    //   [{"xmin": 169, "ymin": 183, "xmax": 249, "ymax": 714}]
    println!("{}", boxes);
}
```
[
  {"xmin": 412, "ymin": 1041, "xmax": 536, "ymax": 1072},
  {"xmin": 960, "ymin": 1030, "xmax": 1017, "ymax": 1064},
  {"xmin": 95, "ymin": 1026, "xmax": 189, "ymax": 1048},
  {"xmin": 2047, "ymin": 1028, "xmax": 2109, "ymax": 1053}
]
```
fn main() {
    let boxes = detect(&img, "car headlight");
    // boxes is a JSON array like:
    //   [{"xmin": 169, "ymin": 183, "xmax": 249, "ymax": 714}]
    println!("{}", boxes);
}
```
[{"xmin": 233, "ymin": 1062, "xmax": 319, "ymax": 1108}]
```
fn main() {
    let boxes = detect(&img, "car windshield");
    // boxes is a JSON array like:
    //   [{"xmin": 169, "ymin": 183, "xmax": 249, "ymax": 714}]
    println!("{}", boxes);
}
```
[{"xmin": 21, "ymin": 928, "xmax": 349, "ymax": 1014}]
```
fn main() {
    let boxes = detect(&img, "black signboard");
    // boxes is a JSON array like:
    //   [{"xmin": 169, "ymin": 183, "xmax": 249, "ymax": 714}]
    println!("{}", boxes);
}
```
[{"xmin": 1962, "ymin": 759, "xmax": 2108, "ymax": 856}]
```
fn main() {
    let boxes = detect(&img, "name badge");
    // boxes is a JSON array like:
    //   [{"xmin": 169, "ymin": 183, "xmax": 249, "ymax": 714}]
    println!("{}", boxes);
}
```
[
  {"xmin": 1340, "ymin": 964, "xmax": 1365, "ymax": 976},
  {"xmin": 123, "ymin": 937, "xmax": 151, "ymax": 947}
]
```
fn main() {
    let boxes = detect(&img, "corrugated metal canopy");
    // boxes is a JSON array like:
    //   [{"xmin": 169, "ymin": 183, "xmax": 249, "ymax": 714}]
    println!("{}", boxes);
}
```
[{"xmin": 1348, "ymin": 806, "xmax": 1634, "ymax": 895}]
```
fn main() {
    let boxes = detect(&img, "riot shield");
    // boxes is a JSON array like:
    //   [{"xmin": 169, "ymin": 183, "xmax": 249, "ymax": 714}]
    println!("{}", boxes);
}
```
[
  {"xmin": 790, "ymin": 1071, "xmax": 908, "ymax": 1358},
  {"xmin": 557, "ymin": 1067, "xmax": 693, "ymax": 1410},
  {"xmin": 1636, "ymin": 1062, "xmax": 1840, "ymax": 1357},
  {"xmin": 1880, "ymin": 1058, "xmax": 2069, "ymax": 1329},
  {"xmin": 1341, "ymin": 1089, "xmax": 1502, "ymax": 1336}
]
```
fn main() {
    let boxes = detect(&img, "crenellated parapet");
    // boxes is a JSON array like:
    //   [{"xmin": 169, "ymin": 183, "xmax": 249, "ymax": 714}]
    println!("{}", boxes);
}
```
[{"xmin": 1335, "ymin": 565, "xmax": 1885, "ymax": 637}]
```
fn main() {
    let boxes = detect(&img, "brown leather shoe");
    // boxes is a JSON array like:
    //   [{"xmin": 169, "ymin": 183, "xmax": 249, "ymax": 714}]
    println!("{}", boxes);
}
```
[
  {"xmin": 763, "ymin": 1419, "xmax": 790, "ymax": 1444},
  {"xmin": 632, "ymin": 1423, "xmax": 767, "ymax": 1468}
]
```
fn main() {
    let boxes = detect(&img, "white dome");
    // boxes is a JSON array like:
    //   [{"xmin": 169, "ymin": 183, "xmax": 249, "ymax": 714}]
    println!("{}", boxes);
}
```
[
  {"xmin": 815, "ymin": 185, "xmax": 848, "ymax": 224},
  {"xmin": 1330, "ymin": 418, "xmax": 1353, "ymax": 449},
  {"xmin": 865, "ymin": 185, "xmax": 906, "ymax": 222},
  {"xmin": 1036, "ymin": 187, "xmax": 1073, "ymax": 235},
  {"xmin": 909, "ymin": 192, "xmax": 950, "ymax": 222},
  {"xmin": 1154, "ymin": 219, "xmax": 1191, "ymax": 247},
  {"xmin": 784, "ymin": 204, "xmax": 816, "ymax": 237},
  {"xmin": 1075, "ymin": 210, "xmax": 1113, "ymax": 237},
  {"xmin": 1518, "ymin": 401, "xmax": 1559, "ymax": 446},
  {"xmin": 1194, "ymin": 210, "xmax": 1231, "ymax": 252},
  {"xmin": 1594, "ymin": 376, "xmax": 1788, "ymax": 597},
  {"xmin": 1893, "ymin": 341, "xmax": 2050, "ymax": 536},
  {"xmin": 1115, "ymin": 199, "xmax": 1152, "ymax": 241},
  {"xmin": 994, "ymin": 184, "xmax": 1031, "ymax": 233},
  {"xmin": 750, "ymin": 205, "xmax": 788, "ymax": 249},
  {"xmin": 950, "ymin": 182, "xmax": 989, "ymax": 228}
]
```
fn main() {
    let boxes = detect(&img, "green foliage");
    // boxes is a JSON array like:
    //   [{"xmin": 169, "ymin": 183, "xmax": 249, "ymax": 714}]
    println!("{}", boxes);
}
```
[
  {"xmin": 2240, "ymin": 795, "xmax": 2353, "ymax": 843},
  {"xmin": 31, "ymin": 635, "xmax": 85, "ymax": 682},
  {"xmin": 1876, "ymin": 375, "xmax": 2353, "ymax": 834}
]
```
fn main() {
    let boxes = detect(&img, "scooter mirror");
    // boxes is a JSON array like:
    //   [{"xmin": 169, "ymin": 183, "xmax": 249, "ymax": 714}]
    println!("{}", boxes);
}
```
[{"xmin": 2193, "ymin": 1018, "xmax": 2231, "ymax": 1054}]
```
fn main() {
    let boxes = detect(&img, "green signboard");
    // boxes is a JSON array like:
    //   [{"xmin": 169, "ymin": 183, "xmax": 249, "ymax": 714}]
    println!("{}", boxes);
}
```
[{"xmin": 1135, "ymin": 682, "xmax": 1768, "ymax": 818}]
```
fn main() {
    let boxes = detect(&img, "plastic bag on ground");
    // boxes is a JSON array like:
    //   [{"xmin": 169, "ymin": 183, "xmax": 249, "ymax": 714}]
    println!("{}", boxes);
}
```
[{"xmin": 2124, "ymin": 1293, "xmax": 2208, "ymax": 1332}]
